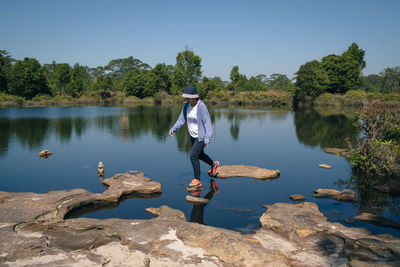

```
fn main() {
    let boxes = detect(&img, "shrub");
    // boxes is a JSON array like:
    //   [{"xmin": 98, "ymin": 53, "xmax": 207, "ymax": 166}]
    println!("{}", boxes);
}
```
[{"xmin": 348, "ymin": 101, "xmax": 400, "ymax": 177}]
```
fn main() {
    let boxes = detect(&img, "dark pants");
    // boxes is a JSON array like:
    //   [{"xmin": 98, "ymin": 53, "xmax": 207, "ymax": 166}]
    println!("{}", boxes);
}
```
[{"xmin": 190, "ymin": 137, "xmax": 213, "ymax": 180}]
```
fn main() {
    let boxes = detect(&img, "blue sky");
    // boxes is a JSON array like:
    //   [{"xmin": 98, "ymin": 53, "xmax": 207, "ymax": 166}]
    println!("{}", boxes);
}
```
[{"xmin": 1, "ymin": 0, "xmax": 399, "ymax": 80}]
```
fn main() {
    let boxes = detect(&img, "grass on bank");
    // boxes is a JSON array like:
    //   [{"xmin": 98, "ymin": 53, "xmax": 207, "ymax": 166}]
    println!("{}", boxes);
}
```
[{"xmin": 0, "ymin": 90, "xmax": 293, "ymax": 107}]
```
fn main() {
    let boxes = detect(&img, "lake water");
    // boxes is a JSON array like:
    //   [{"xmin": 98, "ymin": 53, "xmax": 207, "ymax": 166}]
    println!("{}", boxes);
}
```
[{"xmin": 0, "ymin": 105, "xmax": 399, "ymax": 237}]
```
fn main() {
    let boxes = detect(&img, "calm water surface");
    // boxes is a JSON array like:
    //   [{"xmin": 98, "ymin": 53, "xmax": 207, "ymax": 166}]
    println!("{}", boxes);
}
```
[{"xmin": 0, "ymin": 106, "xmax": 399, "ymax": 237}]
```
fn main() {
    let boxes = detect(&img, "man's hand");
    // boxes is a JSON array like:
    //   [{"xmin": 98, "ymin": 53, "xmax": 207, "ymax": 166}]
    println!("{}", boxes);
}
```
[
  {"xmin": 205, "ymin": 143, "xmax": 209, "ymax": 147},
  {"xmin": 169, "ymin": 130, "xmax": 174, "ymax": 136}
]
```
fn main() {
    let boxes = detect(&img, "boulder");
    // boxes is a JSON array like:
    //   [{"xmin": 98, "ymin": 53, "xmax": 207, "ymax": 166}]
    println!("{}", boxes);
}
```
[
  {"xmin": 215, "ymin": 165, "xmax": 280, "ymax": 180},
  {"xmin": 290, "ymin": 194, "xmax": 306, "ymax": 201},
  {"xmin": 313, "ymin": 188, "xmax": 357, "ymax": 202}
]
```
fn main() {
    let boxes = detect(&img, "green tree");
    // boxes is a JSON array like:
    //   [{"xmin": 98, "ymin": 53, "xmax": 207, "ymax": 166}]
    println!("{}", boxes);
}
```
[
  {"xmin": 267, "ymin": 73, "xmax": 293, "ymax": 91},
  {"xmin": 93, "ymin": 75, "xmax": 113, "ymax": 98},
  {"xmin": 321, "ymin": 43, "xmax": 365, "ymax": 94},
  {"xmin": 8, "ymin": 58, "xmax": 50, "ymax": 99},
  {"xmin": 151, "ymin": 63, "xmax": 173, "ymax": 94},
  {"xmin": 343, "ymin": 42, "xmax": 366, "ymax": 70},
  {"xmin": 54, "ymin": 63, "xmax": 71, "ymax": 95},
  {"xmin": 361, "ymin": 74, "xmax": 383, "ymax": 92},
  {"xmin": 42, "ymin": 61, "xmax": 58, "ymax": 94},
  {"xmin": 173, "ymin": 48, "xmax": 202, "ymax": 89},
  {"xmin": 381, "ymin": 66, "xmax": 400, "ymax": 93},
  {"xmin": 294, "ymin": 60, "xmax": 329, "ymax": 106},
  {"xmin": 124, "ymin": 70, "xmax": 157, "ymax": 98},
  {"xmin": 105, "ymin": 56, "xmax": 150, "ymax": 91},
  {"xmin": 0, "ymin": 50, "xmax": 14, "ymax": 93},
  {"xmin": 229, "ymin": 66, "xmax": 247, "ymax": 91},
  {"xmin": 65, "ymin": 63, "xmax": 91, "ymax": 97}
]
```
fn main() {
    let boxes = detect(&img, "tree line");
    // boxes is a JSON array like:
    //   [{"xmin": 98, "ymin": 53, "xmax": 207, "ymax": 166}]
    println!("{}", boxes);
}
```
[
  {"xmin": 1, "ymin": 44, "xmax": 399, "ymax": 102},
  {"xmin": 0, "ymin": 49, "xmax": 294, "ymax": 100},
  {"xmin": 294, "ymin": 43, "xmax": 400, "ymax": 106}
]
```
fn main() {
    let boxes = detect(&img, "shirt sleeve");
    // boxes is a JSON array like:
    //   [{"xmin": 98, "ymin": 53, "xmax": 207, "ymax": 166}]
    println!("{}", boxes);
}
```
[
  {"xmin": 200, "ymin": 103, "xmax": 212, "ymax": 144},
  {"xmin": 170, "ymin": 106, "xmax": 186, "ymax": 133}
]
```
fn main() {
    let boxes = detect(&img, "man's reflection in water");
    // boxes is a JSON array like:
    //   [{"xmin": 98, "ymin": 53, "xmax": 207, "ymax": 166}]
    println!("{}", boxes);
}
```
[{"xmin": 190, "ymin": 179, "xmax": 219, "ymax": 225}]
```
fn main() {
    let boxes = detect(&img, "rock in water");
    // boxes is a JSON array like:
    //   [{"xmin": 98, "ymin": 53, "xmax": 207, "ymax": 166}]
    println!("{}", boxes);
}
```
[
  {"xmin": 39, "ymin": 150, "xmax": 53, "ymax": 158},
  {"xmin": 185, "ymin": 195, "xmax": 210, "ymax": 204},
  {"xmin": 290, "ymin": 194, "xmax": 306, "ymax": 201},
  {"xmin": 215, "ymin": 165, "xmax": 280, "ymax": 180},
  {"xmin": 318, "ymin": 164, "xmax": 332, "ymax": 169},
  {"xmin": 313, "ymin": 188, "xmax": 357, "ymax": 202}
]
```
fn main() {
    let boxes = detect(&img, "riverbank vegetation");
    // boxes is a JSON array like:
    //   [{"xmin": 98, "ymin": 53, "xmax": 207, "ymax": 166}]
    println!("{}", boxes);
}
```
[
  {"xmin": 1, "ymin": 44, "xmax": 399, "ymax": 108},
  {"xmin": 0, "ymin": 49, "xmax": 294, "ymax": 107},
  {"xmin": 348, "ymin": 102, "xmax": 400, "ymax": 178}
]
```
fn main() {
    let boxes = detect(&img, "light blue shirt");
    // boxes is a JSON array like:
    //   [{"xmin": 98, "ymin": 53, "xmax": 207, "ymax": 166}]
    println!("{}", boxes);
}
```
[{"xmin": 170, "ymin": 100, "xmax": 213, "ymax": 144}]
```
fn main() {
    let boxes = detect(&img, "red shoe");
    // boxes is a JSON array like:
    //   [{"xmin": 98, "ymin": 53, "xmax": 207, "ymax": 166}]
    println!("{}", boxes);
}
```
[
  {"xmin": 186, "ymin": 179, "xmax": 202, "ymax": 192},
  {"xmin": 208, "ymin": 161, "xmax": 220, "ymax": 177}
]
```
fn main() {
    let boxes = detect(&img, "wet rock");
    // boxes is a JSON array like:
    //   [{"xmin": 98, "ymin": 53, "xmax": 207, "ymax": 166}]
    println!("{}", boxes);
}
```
[
  {"xmin": 290, "ymin": 194, "xmax": 306, "ymax": 201},
  {"xmin": 318, "ymin": 164, "xmax": 332, "ymax": 169},
  {"xmin": 354, "ymin": 213, "xmax": 400, "ymax": 229},
  {"xmin": 313, "ymin": 188, "xmax": 357, "ymax": 202},
  {"xmin": 39, "ymin": 150, "xmax": 52, "ymax": 158},
  {"xmin": 185, "ymin": 195, "xmax": 210, "ymax": 204},
  {"xmin": 215, "ymin": 165, "xmax": 280, "ymax": 180},
  {"xmin": 324, "ymin": 148, "xmax": 348, "ymax": 156}
]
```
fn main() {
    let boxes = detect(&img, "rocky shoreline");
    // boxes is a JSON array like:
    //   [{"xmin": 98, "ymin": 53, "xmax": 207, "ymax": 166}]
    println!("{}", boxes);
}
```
[{"xmin": 0, "ymin": 171, "xmax": 399, "ymax": 266}]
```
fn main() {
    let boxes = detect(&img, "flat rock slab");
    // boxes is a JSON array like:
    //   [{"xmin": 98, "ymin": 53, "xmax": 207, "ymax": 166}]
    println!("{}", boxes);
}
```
[
  {"xmin": 313, "ymin": 188, "xmax": 357, "ymax": 202},
  {"xmin": 354, "ymin": 213, "xmax": 400, "ymax": 229},
  {"xmin": 185, "ymin": 195, "xmax": 210, "ymax": 204},
  {"xmin": 215, "ymin": 165, "xmax": 280, "ymax": 180},
  {"xmin": 290, "ymin": 194, "xmax": 306, "ymax": 201}
]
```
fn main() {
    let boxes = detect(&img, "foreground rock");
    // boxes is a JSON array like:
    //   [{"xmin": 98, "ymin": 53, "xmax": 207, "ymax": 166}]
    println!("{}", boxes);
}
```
[
  {"xmin": 313, "ymin": 188, "xmax": 357, "ymax": 202},
  {"xmin": 215, "ymin": 165, "xmax": 280, "ymax": 180},
  {"xmin": 0, "ymin": 171, "xmax": 399, "ymax": 266},
  {"xmin": 354, "ymin": 213, "xmax": 400, "ymax": 229},
  {"xmin": 259, "ymin": 202, "xmax": 400, "ymax": 266}
]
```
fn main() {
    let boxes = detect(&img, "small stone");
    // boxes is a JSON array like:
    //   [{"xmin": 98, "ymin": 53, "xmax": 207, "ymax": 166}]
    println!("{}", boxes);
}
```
[
  {"xmin": 318, "ymin": 164, "xmax": 332, "ymax": 169},
  {"xmin": 290, "ymin": 194, "xmax": 306, "ymax": 201},
  {"xmin": 39, "ymin": 150, "xmax": 53, "ymax": 158}
]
